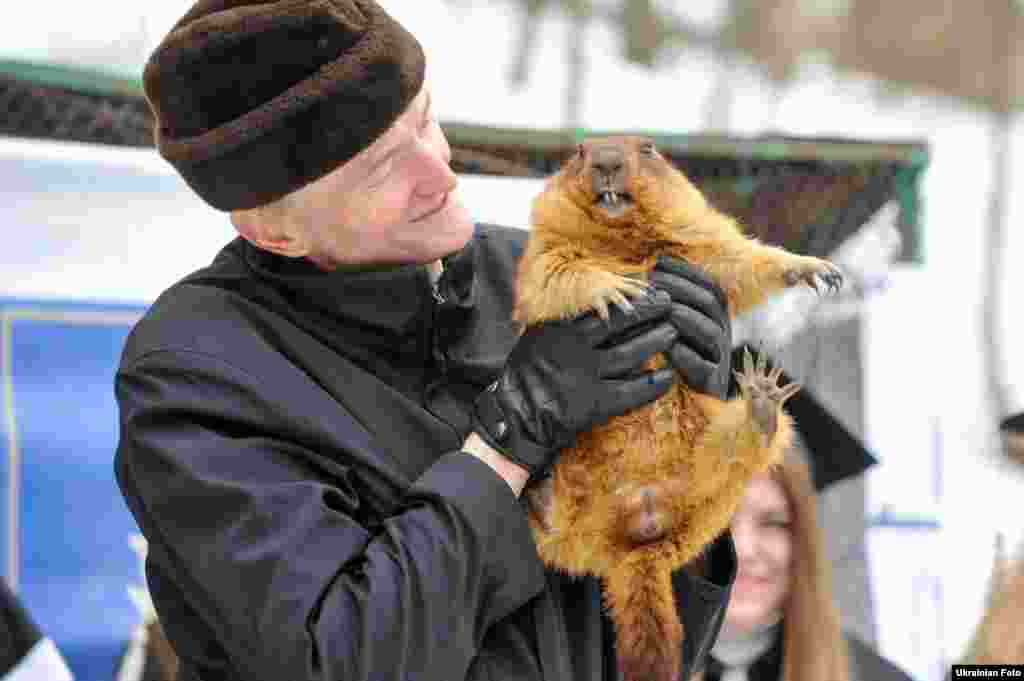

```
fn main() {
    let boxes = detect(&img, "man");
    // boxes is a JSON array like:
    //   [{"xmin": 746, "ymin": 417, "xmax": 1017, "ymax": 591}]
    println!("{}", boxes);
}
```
[{"xmin": 114, "ymin": 1, "xmax": 738, "ymax": 679}]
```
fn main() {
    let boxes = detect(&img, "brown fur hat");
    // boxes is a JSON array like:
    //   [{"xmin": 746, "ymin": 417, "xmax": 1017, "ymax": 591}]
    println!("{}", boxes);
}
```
[{"xmin": 143, "ymin": 0, "xmax": 425, "ymax": 211}]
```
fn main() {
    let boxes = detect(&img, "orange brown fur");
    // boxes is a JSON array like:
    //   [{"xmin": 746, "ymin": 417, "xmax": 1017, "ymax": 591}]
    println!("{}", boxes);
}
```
[{"xmin": 515, "ymin": 136, "xmax": 841, "ymax": 681}]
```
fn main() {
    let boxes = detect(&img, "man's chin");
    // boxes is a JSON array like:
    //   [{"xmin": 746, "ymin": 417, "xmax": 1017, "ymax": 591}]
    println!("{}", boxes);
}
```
[{"xmin": 435, "ymin": 200, "xmax": 474, "ymax": 247}]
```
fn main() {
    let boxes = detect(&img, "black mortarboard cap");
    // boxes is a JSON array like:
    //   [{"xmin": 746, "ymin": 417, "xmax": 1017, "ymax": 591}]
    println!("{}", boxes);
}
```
[
  {"xmin": 1002, "ymin": 412, "xmax": 1024, "ymax": 433},
  {"xmin": 728, "ymin": 344, "xmax": 878, "ymax": 491}
]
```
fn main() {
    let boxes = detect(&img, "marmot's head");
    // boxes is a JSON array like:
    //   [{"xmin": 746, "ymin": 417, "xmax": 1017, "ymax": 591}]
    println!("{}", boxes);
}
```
[{"xmin": 531, "ymin": 136, "xmax": 710, "ymax": 251}]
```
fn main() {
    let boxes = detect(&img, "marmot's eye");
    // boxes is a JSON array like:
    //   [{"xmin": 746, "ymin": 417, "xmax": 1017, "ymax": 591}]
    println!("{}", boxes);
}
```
[{"xmin": 639, "ymin": 142, "xmax": 656, "ymax": 155}]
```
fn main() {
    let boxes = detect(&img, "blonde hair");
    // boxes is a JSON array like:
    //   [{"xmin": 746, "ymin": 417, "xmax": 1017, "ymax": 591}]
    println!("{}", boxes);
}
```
[
  {"xmin": 690, "ymin": 451, "xmax": 850, "ymax": 681},
  {"xmin": 961, "ymin": 533, "xmax": 1024, "ymax": 663},
  {"xmin": 770, "ymin": 450, "xmax": 850, "ymax": 681}
]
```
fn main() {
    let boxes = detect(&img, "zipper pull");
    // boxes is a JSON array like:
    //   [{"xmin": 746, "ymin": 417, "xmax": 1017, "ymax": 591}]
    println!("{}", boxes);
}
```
[
  {"xmin": 432, "ymin": 282, "xmax": 446, "ymax": 305},
  {"xmin": 429, "ymin": 259, "xmax": 446, "ymax": 305}
]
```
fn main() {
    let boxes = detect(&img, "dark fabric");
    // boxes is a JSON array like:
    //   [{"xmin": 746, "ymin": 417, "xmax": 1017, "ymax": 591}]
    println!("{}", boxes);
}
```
[
  {"xmin": 0, "ymin": 580, "xmax": 43, "ymax": 677},
  {"xmin": 143, "ymin": 0, "xmax": 425, "ymax": 211},
  {"xmin": 845, "ymin": 634, "xmax": 916, "ymax": 681},
  {"xmin": 728, "ymin": 345, "xmax": 877, "ymax": 491},
  {"xmin": 114, "ymin": 223, "xmax": 736, "ymax": 681},
  {"xmin": 1002, "ymin": 411, "xmax": 1024, "ymax": 433}
]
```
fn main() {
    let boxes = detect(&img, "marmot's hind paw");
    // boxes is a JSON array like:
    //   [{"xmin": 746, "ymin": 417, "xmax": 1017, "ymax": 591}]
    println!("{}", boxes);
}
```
[{"xmin": 734, "ymin": 347, "xmax": 801, "ymax": 442}]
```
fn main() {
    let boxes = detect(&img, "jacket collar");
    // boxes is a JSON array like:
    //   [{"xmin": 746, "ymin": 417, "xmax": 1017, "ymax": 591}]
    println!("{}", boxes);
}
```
[
  {"xmin": 234, "ymin": 235, "xmax": 479, "ymax": 354},
  {"xmin": 240, "ymin": 239, "xmax": 435, "ymax": 336}
]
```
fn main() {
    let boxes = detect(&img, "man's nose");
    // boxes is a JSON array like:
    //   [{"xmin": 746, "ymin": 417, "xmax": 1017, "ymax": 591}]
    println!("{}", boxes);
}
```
[{"xmin": 415, "ymin": 138, "xmax": 456, "ymax": 196}]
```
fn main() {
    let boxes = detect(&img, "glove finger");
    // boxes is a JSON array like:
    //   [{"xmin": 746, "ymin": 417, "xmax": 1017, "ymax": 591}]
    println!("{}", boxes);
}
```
[
  {"xmin": 654, "ymin": 255, "xmax": 719, "ymax": 291},
  {"xmin": 665, "ymin": 344, "xmax": 716, "ymax": 394},
  {"xmin": 578, "ymin": 290, "xmax": 672, "ymax": 344},
  {"xmin": 648, "ymin": 269, "xmax": 728, "ymax": 328},
  {"xmin": 598, "ymin": 368, "xmax": 677, "ymax": 420},
  {"xmin": 665, "ymin": 302, "xmax": 725, "ymax": 363},
  {"xmin": 599, "ymin": 321, "xmax": 678, "ymax": 378}
]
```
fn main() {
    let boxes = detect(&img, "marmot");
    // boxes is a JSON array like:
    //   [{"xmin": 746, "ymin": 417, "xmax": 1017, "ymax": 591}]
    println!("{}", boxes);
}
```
[{"xmin": 514, "ymin": 136, "xmax": 842, "ymax": 681}]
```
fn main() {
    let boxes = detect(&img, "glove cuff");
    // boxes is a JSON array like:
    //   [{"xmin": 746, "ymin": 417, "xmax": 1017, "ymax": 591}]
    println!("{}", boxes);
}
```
[{"xmin": 472, "ymin": 382, "xmax": 554, "ymax": 479}]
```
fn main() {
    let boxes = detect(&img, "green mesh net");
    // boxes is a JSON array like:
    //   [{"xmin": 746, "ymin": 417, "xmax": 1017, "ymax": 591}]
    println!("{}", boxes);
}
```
[
  {"xmin": 443, "ymin": 123, "xmax": 929, "ymax": 264},
  {"xmin": 0, "ymin": 60, "xmax": 928, "ymax": 263}
]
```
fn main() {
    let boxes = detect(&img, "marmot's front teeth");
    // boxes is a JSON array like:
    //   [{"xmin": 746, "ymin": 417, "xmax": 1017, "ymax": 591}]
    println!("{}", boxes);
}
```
[{"xmin": 598, "ymin": 191, "xmax": 630, "ymax": 207}]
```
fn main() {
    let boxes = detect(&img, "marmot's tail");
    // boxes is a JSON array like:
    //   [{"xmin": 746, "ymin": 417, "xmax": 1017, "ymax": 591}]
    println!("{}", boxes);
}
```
[{"xmin": 605, "ymin": 557, "xmax": 681, "ymax": 681}]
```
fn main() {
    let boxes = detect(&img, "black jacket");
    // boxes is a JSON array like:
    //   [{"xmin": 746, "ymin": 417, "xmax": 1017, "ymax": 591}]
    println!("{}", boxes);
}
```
[{"xmin": 114, "ymin": 224, "xmax": 736, "ymax": 681}]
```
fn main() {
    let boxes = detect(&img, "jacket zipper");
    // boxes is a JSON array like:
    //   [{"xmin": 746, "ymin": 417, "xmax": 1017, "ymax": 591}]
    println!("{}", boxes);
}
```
[{"xmin": 430, "ymin": 280, "xmax": 447, "ymax": 373}]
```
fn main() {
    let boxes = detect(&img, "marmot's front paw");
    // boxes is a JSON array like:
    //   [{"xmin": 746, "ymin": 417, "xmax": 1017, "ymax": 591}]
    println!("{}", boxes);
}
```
[
  {"xmin": 587, "ymin": 272, "xmax": 651, "ymax": 320},
  {"xmin": 783, "ymin": 257, "xmax": 843, "ymax": 294},
  {"xmin": 734, "ymin": 347, "xmax": 801, "ymax": 445}
]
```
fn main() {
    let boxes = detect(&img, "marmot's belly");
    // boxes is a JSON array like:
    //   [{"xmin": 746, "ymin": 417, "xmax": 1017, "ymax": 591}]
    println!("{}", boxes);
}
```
[{"xmin": 530, "ymin": 384, "xmax": 704, "ymax": 574}]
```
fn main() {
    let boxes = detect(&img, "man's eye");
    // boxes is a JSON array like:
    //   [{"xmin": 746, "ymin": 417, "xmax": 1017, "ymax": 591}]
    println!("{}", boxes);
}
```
[{"xmin": 640, "ymin": 143, "xmax": 656, "ymax": 155}]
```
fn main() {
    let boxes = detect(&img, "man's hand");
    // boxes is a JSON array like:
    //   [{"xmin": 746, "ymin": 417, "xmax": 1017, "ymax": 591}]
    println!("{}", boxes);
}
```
[
  {"xmin": 462, "ymin": 432, "xmax": 530, "ymax": 496},
  {"xmin": 648, "ymin": 256, "xmax": 732, "ymax": 399},
  {"xmin": 473, "ymin": 292, "xmax": 679, "ymax": 481}
]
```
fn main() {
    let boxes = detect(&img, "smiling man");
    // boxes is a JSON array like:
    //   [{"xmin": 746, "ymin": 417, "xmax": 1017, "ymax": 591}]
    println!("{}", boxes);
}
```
[{"xmin": 114, "ymin": 1, "xmax": 739, "ymax": 679}]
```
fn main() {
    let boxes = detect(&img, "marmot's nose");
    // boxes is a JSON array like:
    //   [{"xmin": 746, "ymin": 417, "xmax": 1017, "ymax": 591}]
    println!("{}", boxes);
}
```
[{"xmin": 591, "ymin": 147, "xmax": 624, "ymax": 178}]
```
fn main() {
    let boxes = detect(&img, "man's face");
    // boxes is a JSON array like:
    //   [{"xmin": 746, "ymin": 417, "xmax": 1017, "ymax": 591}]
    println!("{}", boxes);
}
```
[{"xmin": 289, "ymin": 83, "xmax": 474, "ymax": 269}]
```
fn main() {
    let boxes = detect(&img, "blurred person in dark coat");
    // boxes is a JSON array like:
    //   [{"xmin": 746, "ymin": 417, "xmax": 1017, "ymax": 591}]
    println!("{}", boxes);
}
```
[
  {"xmin": 694, "ymin": 347, "xmax": 915, "ymax": 681},
  {"xmin": 0, "ymin": 579, "xmax": 73, "ymax": 680},
  {"xmin": 113, "ymin": 1, "xmax": 742, "ymax": 679}
]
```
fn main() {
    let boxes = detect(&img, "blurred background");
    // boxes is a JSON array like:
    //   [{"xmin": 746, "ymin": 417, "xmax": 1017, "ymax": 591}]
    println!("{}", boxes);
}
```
[{"xmin": 2, "ymin": 1, "xmax": 1024, "ymax": 680}]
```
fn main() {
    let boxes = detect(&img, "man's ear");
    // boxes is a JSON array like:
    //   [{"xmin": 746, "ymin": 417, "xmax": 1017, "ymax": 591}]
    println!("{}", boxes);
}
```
[{"xmin": 230, "ymin": 206, "xmax": 309, "ymax": 258}]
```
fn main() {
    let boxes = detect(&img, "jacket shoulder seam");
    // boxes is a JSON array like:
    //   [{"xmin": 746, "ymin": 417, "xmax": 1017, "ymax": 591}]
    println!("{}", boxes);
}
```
[{"xmin": 121, "ymin": 346, "xmax": 265, "ymax": 387}]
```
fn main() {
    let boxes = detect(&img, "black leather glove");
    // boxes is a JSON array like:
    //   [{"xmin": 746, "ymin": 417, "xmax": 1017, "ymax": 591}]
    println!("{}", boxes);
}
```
[
  {"xmin": 648, "ymin": 256, "xmax": 732, "ymax": 399},
  {"xmin": 474, "ymin": 291, "xmax": 679, "ymax": 479}
]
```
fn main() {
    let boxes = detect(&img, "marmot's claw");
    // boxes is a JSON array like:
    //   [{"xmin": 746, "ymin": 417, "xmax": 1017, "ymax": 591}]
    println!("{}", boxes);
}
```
[
  {"xmin": 821, "ymin": 263, "xmax": 844, "ymax": 293},
  {"xmin": 592, "ymin": 276, "xmax": 651, "ymax": 320},
  {"xmin": 784, "ymin": 259, "xmax": 843, "ymax": 296}
]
